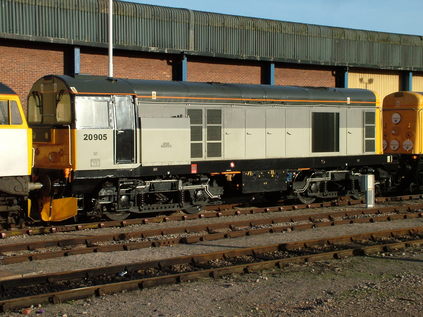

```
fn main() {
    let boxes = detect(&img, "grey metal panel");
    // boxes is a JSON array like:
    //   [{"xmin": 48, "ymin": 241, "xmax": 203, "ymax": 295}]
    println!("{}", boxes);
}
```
[
  {"xmin": 5, "ymin": 0, "xmax": 423, "ymax": 70},
  {"xmin": 223, "ymin": 107, "xmax": 245, "ymax": 159},
  {"xmin": 286, "ymin": 108, "xmax": 310, "ymax": 157},
  {"xmin": 140, "ymin": 117, "xmax": 190, "ymax": 166},
  {"xmin": 346, "ymin": 108, "xmax": 364, "ymax": 155},
  {"xmin": 265, "ymin": 108, "xmax": 285, "ymax": 158},
  {"xmin": 245, "ymin": 108, "xmax": 265, "ymax": 159}
]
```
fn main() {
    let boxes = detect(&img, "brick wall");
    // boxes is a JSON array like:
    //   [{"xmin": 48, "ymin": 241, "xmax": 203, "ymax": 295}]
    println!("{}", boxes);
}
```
[
  {"xmin": 188, "ymin": 58, "xmax": 262, "ymax": 84},
  {"xmin": 187, "ymin": 59, "xmax": 336, "ymax": 87},
  {"xmin": 276, "ymin": 66, "xmax": 336, "ymax": 87},
  {"xmin": 80, "ymin": 48, "xmax": 173, "ymax": 80},
  {"xmin": 0, "ymin": 41, "xmax": 64, "ymax": 109}
]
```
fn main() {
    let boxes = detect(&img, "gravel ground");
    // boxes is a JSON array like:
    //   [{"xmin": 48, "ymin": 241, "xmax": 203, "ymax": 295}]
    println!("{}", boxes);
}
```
[{"xmin": 1, "ymin": 202, "xmax": 423, "ymax": 316}]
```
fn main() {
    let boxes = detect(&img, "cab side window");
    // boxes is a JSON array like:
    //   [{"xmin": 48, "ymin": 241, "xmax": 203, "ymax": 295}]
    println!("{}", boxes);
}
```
[
  {"xmin": 0, "ymin": 100, "xmax": 23, "ymax": 125},
  {"xmin": 75, "ymin": 98, "xmax": 110, "ymax": 129},
  {"xmin": 56, "ymin": 91, "xmax": 71, "ymax": 123},
  {"xmin": 0, "ymin": 101, "xmax": 9, "ymax": 124},
  {"xmin": 10, "ymin": 101, "xmax": 23, "ymax": 125}
]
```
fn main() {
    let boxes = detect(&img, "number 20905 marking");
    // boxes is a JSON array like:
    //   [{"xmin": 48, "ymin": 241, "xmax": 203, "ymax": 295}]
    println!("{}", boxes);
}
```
[{"xmin": 83, "ymin": 134, "xmax": 108, "ymax": 141}]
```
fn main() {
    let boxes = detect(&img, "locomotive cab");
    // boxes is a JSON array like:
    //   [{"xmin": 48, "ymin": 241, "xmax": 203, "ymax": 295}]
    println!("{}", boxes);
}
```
[
  {"xmin": 28, "ymin": 76, "xmax": 141, "ymax": 221},
  {"xmin": 383, "ymin": 91, "xmax": 423, "ymax": 192},
  {"xmin": 0, "ymin": 82, "xmax": 39, "ymax": 225},
  {"xmin": 28, "ymin": 75, "xmax": 193, "ymax": 221},
  {"xmin": 28, "ymin": 76, "xmax": 77, "ymax": 221}
]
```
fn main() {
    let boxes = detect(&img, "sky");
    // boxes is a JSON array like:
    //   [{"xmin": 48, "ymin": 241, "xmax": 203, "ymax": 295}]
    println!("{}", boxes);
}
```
[{"xmin": 121, "ymin": 0, "xmax": 423, "ymax": 36}]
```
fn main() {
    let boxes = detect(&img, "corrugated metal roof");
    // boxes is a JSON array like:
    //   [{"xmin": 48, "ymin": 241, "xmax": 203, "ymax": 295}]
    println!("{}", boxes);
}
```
[{"xmin": 1, "ymin": 0, "xmax": 423, "ymax": 70}]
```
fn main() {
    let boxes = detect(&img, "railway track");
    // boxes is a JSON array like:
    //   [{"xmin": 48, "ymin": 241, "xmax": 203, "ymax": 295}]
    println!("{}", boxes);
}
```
[
  {"xmin": 1, "ymin": 194, "xmax": 420, "ymax": 239},
  {"xmin": 1, "ymin": 225, "xmax": 422, "ymax": 312},
  {"xmin": 1, "ymin": 203, "xmax": 422, "ymax": 264}
]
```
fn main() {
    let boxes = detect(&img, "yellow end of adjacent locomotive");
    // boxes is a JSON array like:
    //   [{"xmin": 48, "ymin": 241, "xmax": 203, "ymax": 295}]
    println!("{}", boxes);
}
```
[
  {"xmin": 27, "ymin": 128, "xmax": 33, "ymax": 175},
  {"xmin": 373, "ymin": 91, "xmax": 383, "ymax": 154},
  {"xmin": 383, "ymin": 91, "xmax": 423, "ymax": 155},
  {"xmin": 0, "ymin": 93, "xmax": 33, "ymax": 177},
  {"xmin": 40, "ymin": 197, "xmax": 78, "ymax": 222}
]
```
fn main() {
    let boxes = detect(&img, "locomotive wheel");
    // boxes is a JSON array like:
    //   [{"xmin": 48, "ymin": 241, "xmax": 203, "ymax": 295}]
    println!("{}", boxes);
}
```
[
  {"xmin": 104, "ymin": 210, "xmax": 130, "ymax": 221},
  {"xmin": 297, "ymin": 192, "xmax": 316, "ymax": 204},
  {"xmin": 293, "ymin": 170, "xmax": 317, "ymax": 204},
  {"xmin": 351, "ymin": 192, "xmax": 364, "ymax": 200},
  {"xmin": 182, "ymin": 205, "xmax": 201, "ymax": 214}
]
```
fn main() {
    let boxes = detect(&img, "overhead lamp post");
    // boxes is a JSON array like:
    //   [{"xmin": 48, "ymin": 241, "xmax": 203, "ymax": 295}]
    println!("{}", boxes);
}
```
[{"xmin": 108, "ymin": 0, "xmax": 113, "ymax": 78}]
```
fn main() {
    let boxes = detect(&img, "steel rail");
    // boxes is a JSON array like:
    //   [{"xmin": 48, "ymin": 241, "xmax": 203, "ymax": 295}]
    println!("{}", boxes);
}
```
[
  {"xmin": 0, "ymin": 206, "xmax": 422, "ymax": 265},
  {"xmin": 1, "ymin": 225, "xmax": 422, "ymax": 312},
  {"xmin": 1, "ymin": 194, "xmax": 421, "ymax": 239}
]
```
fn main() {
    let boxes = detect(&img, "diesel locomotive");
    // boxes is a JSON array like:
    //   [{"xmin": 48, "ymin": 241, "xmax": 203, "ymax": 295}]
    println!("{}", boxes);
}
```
[
  {"xmin": 383, "ymin": 91, "xmax": 423, "ymax": 193},
  {"xmin": 26, "ymin": 75, "xmax": 393, "ymax": 222},
  {"xmin": 0, "ymin": 82, "xmax": 41, "ymax": 226}
]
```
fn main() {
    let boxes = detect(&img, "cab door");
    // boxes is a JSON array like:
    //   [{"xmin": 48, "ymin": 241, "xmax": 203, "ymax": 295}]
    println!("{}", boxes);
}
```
[{"xmin": 113, "ymin": 96, "xmax": 135, "ymax": 164}]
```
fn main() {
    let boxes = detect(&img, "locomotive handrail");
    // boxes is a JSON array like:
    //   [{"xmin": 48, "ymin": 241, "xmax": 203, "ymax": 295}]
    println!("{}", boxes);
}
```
[
  {"xmin": 32, "ymin": 148, "xmax": 35, "ymax": 168},
  {"xmin": 66, "ymin": 125, "xmax": 72, "ymax": 166}
]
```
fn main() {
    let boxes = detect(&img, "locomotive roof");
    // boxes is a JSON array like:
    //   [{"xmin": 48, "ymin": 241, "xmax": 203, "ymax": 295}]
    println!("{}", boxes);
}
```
[
  {"xmin": 42, "ymin": 75, "xmax": 135, "ymax": 95},
  {"xmin": 0, "ymin": 82, "xmax": 16, "ymax": 95},
  {"xmin": 126, "ymin": 79, "xmax": 377, "ymax": 106},
  {"xmin": 41, "ymin": 75, "xmax": 377, "ymax": 106}
]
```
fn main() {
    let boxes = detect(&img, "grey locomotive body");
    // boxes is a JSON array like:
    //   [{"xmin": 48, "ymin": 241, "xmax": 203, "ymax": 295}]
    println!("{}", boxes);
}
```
[{"xmin": 28, "ymin": 75, "xmax": 390, "ymax": 221}]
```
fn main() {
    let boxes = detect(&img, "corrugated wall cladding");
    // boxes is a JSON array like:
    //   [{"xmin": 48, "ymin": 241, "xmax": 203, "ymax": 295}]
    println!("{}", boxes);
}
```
[
  {"xmin": 412, "ymin": 75, "xmax": 423, "ymax": 91},
  {"xmin": 349, "ymin": 71, "xmax": 401, "ymax": 101},
  {"xmin": 1, "ymin": 0, "xmax": 423, "ymax": 70}
]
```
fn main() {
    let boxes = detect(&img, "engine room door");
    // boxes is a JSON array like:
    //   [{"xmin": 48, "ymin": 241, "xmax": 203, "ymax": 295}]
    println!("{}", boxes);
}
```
[
  {"xmin": 265, "ymin": 108, "xmax": 286, "ymax": 158},
  {"xmin": 246, "ymin": 109, "xmax": 266, "ymax": 158},
  {"xmin": 286, "ymin": 108, "xmax": 310, "ymax": 157},
  {"xmin": 114, "ymin": 96, "xmax": 135, "ymax": 164}
]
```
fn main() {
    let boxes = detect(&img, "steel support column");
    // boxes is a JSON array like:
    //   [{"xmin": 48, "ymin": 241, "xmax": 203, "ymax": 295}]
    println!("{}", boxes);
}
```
[
  {"xmin": 261, "ymin": 63, "xmax": 275, "ymax": 85},
  {"xmin": 401, "ymin": 71, "xmax": 413, "ymax": 91},
  {"xmin": 336, "ymin": 68, "xmax": 348, "ymax": 88},
  {"xmin": 173, "ymin": 54, "xmax": 188, "ymax": 81},
  {"xmin": 71, "ymin": 47, "xmax": 81, "ymax": 76}
]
